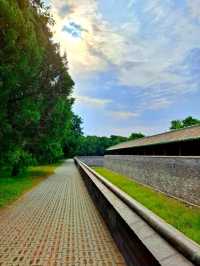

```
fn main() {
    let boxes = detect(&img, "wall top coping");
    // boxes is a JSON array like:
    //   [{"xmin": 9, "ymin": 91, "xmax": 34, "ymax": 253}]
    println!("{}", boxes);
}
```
[{"xmin": 104, "ymin": 155, "xmax": 200, "ymax": 159}]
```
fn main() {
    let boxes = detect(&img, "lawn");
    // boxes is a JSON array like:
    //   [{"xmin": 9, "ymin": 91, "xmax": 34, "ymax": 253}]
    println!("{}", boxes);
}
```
[
  {"xmin": 93, "ymin": 167, "xmax": 200, "ymax": 245},
  {"xmin": 0, "ymin": 164, "xmax": 60, "ymax": 208}
]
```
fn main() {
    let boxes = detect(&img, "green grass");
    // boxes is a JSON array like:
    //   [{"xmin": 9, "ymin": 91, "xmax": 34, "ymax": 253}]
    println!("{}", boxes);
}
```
[
  {"xmin": 0, "ymin": 163, "xmax": 60, "ymax": 208},
  {"xmin": 93, "ymin": 167, "xmax": 200, "ymax": 245}
]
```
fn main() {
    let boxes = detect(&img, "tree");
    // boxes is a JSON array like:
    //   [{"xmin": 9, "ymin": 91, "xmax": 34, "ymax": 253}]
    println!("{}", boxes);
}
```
[
  {"xmin": 0, "ymin": 0, "xmax": 44, "ymax": 175},
  {"xmin": 170, "ymin": 116, "xmax": 200, "ymax": 130},
  {"xmin": 129, "ymin": 132, "xmax": 144, "ymax": 140},
  {"xmin": 63, "ymin": 114, "xmax": 83, "ymax": 158},
  {"xmin": 110, "ymin": 135, "xmax": 127, "ymax": 145},
  {"xmin": 170, "ymin": 120, "xmax": 183, "ymax": 130},
  {"xmin": 0, "ymin": 0, "xmax": 76, "ymax": 175},
  {"xmin": 182, "ymin": 116, "xmax": 200, "ymax": 128}
]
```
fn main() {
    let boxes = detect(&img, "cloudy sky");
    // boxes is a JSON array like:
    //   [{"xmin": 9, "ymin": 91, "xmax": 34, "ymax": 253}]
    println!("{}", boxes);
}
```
[{"xmin": 45, "ymin": 0, "xmax": 200, "ymax": 136}]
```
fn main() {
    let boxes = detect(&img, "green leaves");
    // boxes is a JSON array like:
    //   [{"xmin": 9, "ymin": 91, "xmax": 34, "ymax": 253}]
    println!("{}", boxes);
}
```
[
  {"xmin": 0, "ymin": 0, "xmax": 76, "ymax": 175},
  {"xmin": 170, "ymin": 116, "xmax": 200, "ymax": 130},
  {"xmin": 75, "ymin": 133, "xmax": 145, "ymax": 156}
]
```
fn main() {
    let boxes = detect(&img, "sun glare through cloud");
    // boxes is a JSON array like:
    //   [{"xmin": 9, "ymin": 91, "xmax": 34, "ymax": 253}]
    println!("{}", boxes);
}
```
[{"xmin": 48, "ymin": 0, "xmax": 200, "ymax": 136}]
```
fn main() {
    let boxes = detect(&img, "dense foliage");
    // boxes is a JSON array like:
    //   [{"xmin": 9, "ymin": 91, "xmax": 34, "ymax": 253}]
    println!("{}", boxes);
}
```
[
  {"xmin": 0, "ymin": 0, "xmax": 77, "ymax": 175},
  {"xmin": 77, "ymin": 133, "xmax": 145, "ymax": 156},
  {"xmin": 170, "ymin": 116, "xmax": 200, "ymax": 130}
]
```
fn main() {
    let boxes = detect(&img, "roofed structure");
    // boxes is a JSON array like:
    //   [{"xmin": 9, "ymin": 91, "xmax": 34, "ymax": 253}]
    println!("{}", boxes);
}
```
[{"xmin": 106, "ymin": 125, "xmax": 200, "ymax": 156}]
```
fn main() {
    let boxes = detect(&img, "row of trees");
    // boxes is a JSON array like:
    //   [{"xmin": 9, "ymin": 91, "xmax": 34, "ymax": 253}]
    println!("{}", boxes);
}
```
[
  {"xmin": 74, "ymin": 116, "xmax": 200, "ymax": 156},
  {"xmin": 0, "ymin": 0, "xmax": 80, "ymax": 176},
  {"xmin": 74, "ymin": 133, "xmax": 145, "ymax": 156}
]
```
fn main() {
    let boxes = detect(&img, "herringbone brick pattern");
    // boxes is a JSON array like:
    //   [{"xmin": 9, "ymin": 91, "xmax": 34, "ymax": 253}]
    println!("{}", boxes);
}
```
[{"xmin": 0, "ymin": 160, "xmax": 125, "ymax": 266}]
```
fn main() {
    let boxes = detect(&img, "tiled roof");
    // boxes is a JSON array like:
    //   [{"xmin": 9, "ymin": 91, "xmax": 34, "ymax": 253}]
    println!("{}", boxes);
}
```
[{"xmin": 107, "ymin": 125, "xmax": 200, "ymax": 151}]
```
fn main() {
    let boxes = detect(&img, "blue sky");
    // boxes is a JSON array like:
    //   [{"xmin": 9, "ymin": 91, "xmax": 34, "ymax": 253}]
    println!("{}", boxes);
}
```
[{"xmin": 46, "ymin": 0, "xmax": 200, "ymax": 136}]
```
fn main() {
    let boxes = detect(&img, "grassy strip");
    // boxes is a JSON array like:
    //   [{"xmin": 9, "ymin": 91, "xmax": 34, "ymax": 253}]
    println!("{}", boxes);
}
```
[
  {"xmin": 93, "ymin": 167, "xmax": 200, "ymax": 245},
  {"xmin": 0, "ymin": 163, "xmax": 60, "ymax": 208}
]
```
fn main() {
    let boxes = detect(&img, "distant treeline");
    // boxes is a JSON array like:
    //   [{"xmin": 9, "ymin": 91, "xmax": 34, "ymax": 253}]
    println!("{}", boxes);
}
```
[
  {"xmin": 0, "ymin": 0, "xmax": 81, "ymax": 176},
  {"xmin": 75, "ymin": 133, "xmax": 145, "ymax": 156},
  {"xmin": 74, "ymin": 116, "xmax": 200, "ymax": 156}
]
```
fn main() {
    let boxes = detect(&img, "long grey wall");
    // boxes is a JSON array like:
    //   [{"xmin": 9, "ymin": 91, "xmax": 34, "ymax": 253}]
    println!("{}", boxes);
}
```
[
  {"xmin": 77, "ymin": 156, "xmax": 104, "ymax": 166},
  {"xmin": 104, "ymin": 155, "xmax": 200, "ymax": 205}
]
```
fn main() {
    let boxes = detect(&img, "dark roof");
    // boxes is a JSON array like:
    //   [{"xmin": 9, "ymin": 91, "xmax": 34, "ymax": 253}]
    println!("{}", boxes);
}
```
[{"xmin": 107, "ymin": 125, "xmax": 200, "ymax": 151}]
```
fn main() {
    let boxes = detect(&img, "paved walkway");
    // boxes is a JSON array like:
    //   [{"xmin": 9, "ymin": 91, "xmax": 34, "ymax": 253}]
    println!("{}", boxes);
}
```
[{"xmin": 0, "ymin": 160, "xmax": 125, "ymax": 266}]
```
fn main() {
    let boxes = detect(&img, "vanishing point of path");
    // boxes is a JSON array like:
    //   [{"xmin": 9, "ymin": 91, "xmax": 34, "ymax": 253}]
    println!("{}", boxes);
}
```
[{"xmin": 0, "ymin": 160, "xmax": 125, "ymax": 266}]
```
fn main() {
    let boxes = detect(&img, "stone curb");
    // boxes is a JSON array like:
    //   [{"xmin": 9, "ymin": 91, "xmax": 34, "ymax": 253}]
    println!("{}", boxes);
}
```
[{"xmin": 75, "ymin": 157, "xmax": 200, "ymax": 266}]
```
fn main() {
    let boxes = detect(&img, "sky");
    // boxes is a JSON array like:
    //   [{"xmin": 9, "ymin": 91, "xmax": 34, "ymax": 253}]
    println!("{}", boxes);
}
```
[{"xmin": 45, "ymin": 0, "xmax": 200, "ymax": 136}]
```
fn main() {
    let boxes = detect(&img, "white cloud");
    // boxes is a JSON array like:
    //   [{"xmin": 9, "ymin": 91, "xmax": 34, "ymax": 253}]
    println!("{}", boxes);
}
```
[
  {"xmin": 118, "ymin": 60, "xmax": 186, "ymax": 88},
  {"xmin": 188, "ymin": 0, "xmax": 200, "ymax": 20},
  {"xmin": 110, "ymin": 111, "xmax": 139, "ymax": 119},
  {"xmin": 51, "ymin": 0, "xmax": 108, "ymax": 76},
  {"xmin": 50, "ymin": 0, "xmax": 141, "ymax": 77},
  {"xmin": 145, "ymin": 97, "xmax": 172, "ymax": 111},
  {"xmin": 110, "ymin": 124, "xmax": 165, "ymax": 136},
  {"xmin": 114, "ymin": 2, "xmax": 200, "ymax": 111},
  {"xmin": 75, "ymin": 95, "xmax": 112, "ymax": 108},
  {"xmin": 49, "ymin": 0, "xmax": 200, "ymax": 114}
]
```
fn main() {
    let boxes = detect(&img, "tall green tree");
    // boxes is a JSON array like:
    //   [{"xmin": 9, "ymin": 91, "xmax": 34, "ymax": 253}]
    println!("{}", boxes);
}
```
[
  {"xmin": 0, "ymin": 0, "xmax": 76, "ymax": 175},
  {"xmin": 63, "ymin": 114, "xmax": 83, "ymax": 158}
]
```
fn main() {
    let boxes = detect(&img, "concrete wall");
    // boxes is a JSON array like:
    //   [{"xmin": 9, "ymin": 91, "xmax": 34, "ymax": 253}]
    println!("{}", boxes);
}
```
[
  {"xmin": 77, "ymin": 156, "xmax": 104, "ymax": 166},
  {"xmin": 104, "ymin": 155, "xmax": 200, "ymax": 206},
  {"xmin": 75, "ymin": 159, "xmax": 160, "ymax": 266}
]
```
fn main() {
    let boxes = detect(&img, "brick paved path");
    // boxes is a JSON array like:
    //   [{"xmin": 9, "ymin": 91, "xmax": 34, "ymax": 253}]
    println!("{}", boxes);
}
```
[{"xmin": 0, "ymin": 160, "xmax": 126, "ymax": 266}]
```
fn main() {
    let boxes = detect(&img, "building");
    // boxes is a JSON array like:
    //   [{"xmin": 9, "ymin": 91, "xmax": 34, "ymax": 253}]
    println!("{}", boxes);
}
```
[{"xmin": 106, "ymin": 125, "xmax": 200, "ymax": 156}]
